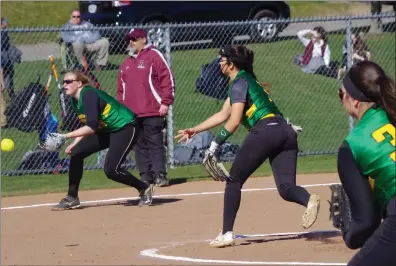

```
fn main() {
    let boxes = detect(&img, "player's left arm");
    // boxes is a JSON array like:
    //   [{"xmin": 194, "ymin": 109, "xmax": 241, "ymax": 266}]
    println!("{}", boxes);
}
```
[
  {"xmin": 65, "ymin": 90, "xmax": 102, "ymax": 139},
  {"xmin": 337, "ymin": 141, "xmax": 382, "ymax": 249},
  {"xmin": 65, "ymin": 125, "xmax": 95, "ymax": 139},
  {"xmin": 213, "ymin": 78, "xmax": 247, "ymax": 145},
  {"xmin": 222, "ymin": 103, "xmax": 244, "ymax": 134},
  {"xmin": 40, "ymin": 91, "xmax": 103, "ymax": 151},
  {"xmin": 202, "ymin": 78, "xmax": 246, "ymax": 181}
]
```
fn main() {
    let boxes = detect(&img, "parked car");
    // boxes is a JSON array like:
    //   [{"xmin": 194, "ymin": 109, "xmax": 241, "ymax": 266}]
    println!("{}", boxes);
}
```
[{"xmin": 78, "ymin": 1, "xmax": 291, "ymax": 53}]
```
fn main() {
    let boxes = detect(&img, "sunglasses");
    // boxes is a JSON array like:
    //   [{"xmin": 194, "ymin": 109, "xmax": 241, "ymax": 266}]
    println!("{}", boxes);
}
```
[
  {"xmin": 129, "ymin": 37, "xmax": 140, "ymax": 42},
  {"xmin": 338, "ymin": 88, "xmax": 345, "ymax": 101},
  {"xmin": 72, "ymin": 16, "xmax": 80, "ymax": 18},
  {"xmin": 63, "ymin": 79, "xmax": 77, "ymax": 84}
]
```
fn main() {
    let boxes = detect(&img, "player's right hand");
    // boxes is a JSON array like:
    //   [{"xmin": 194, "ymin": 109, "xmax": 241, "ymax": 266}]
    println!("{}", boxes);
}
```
[{"xmin": 175, "ymin": 128, "xmax": 196, "ymax": 144}]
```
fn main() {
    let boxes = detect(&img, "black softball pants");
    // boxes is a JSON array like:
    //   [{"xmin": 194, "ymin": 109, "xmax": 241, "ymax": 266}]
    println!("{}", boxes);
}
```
[
  {"xmin": 347, "ymin": 196, "xmax": 396, "ymax": 266},
  {"xmin": 134, "ymin": 116, "xmax": 167, "ymax": 183},
  {"xmin": 68, "ymin": 123, "xmax": 148, "ymax": 198},
  {"xmin": 222, "ymin": 117, "xmax": 311, "ymax": 233}
]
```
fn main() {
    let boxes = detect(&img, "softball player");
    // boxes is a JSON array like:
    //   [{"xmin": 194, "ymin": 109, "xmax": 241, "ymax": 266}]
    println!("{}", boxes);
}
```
[
  {"xmin": 175, "ymin": 45, "xmax": 320, "ymax": 247},
  {"xmin": 337, "ymin": 61, "xmax": 396, "ymax": 266},
  {"xmin": 48, "ymin": 70, "xmax": 154, "ymax": 210}
]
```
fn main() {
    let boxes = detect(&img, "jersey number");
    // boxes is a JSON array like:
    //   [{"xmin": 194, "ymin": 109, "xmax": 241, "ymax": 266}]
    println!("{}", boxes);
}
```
[{"xmin": 372, "ymin": 123, "xmax": 395, "ymax": 162}]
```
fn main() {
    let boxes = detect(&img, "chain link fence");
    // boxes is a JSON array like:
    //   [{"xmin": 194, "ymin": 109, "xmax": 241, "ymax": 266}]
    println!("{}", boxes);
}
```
[{"xmin": 0, "ymin": 13, "xmax": 395, "ymax": 176}]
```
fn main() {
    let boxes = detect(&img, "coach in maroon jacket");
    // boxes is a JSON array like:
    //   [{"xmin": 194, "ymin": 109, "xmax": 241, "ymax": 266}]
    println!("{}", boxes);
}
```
[{"xmin": 117, "ymin": 28, "xmax": 175, "ymax": 187}]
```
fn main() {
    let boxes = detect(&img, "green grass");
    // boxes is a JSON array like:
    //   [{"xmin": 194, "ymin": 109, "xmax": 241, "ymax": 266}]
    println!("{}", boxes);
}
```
[
  {"xmin": 1, "ymin": 1, "xmax": 372, "ymax": 28},
  {"xmin": 1, "ymin": 32, "xmax": 395, "ymax": 174},
  {"xmin": 1, "ymin": 1, "xmax": 79, "ymax": 27},
  {"xmin": 1, "ymin": 154, "xmax": 337, "ymax": 197},
  {"xmin": 288, "ymin": 2, "xmax": 367, "ymax": 18}
]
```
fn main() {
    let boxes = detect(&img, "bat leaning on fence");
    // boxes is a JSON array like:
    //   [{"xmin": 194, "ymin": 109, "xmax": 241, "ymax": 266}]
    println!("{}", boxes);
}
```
[
  {"xmin": 49, "ymin": 55, "xmax": 68, "ymax": 121},
  {"xmin": 44, "ymin": 71, "xmax": 52, "ymax": 95}
]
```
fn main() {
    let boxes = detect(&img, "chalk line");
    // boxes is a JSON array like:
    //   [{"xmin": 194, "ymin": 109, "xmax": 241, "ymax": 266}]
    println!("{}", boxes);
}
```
[
  {"xmin": 140, "ymin": 230, "xmax": 347, "ymax": 266},
  {"xmin": 2, "ymin": 182, "xmax": 340, "ymax": 211}
]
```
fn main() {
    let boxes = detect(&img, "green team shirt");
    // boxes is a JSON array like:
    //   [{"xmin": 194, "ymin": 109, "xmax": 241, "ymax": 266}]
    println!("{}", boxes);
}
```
[
  {"xmin": 345, "ymin": 107, "xmax": 396, "ymax": 210},
  {"xmin": 71, "ymin": 85, "xmax": 135, "ymax": 133},
  {"xmin": 228, "ymin": 70, "xmax": 282, "ymax": 130}
]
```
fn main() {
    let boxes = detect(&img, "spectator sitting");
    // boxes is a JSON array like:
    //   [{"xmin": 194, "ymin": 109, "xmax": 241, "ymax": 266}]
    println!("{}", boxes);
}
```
[
  {"xmin": 61, "ymin": 9, "xmax": 110, "ymax": 71},
  {"xmin": 294, "ymin": 27, "xmax": 331, "ymax": 75},
  {"xmin": 338, "ymin": 33, "xmax": 371, "ymax": 79},
  {"xmin": 1, "ymin": 17, "xmax": 18, "ymax": 99}
]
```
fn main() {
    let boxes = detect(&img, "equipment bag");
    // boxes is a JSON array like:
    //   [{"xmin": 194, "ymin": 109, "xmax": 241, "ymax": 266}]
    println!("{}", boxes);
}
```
[
  {"xmin": 195, "ymin": 56, "xmax": 229, "ymax": 100},
  {"xmin": 5, "ymin": 81, "xmax": 48, "ymax": 132}
]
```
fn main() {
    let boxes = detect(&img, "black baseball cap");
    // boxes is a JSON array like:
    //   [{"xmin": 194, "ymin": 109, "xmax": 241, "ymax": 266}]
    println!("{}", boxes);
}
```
[{"xmin": 219, "ymin": 45, "xmax": 233, "ymax": 57}]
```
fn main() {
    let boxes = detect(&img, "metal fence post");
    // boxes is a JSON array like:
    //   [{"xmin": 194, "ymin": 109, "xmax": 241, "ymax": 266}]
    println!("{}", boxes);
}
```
[
  {"xmin": 345, "ymin": 19, "xmax": 355, "ymax": 132},
  {"xmin": 164, "ymin": 24, "xmax": 175, "ymax": 169}
]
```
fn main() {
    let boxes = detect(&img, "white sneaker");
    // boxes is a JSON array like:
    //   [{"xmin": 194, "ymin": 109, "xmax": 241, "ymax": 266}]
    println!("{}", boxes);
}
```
[
  {"xmin": 209, "ymin": 231, "xmax": 235, "ymax": 248},
  {"xmin": 302, "ymin": 193, "xmax": 320, "ymax": 229}
]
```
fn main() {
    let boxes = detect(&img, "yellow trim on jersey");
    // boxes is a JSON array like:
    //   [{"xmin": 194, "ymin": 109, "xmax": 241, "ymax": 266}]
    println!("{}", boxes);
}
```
[
  {"xmin": 245, "ymin": 103, "xmax": 274, "ymax": 120},
  {"xmin": 261, "ymin": 113, "xmax": 275, "ymax": 120},
  {"xmin": 77, "ymin": 114, "xmax": 107, "ymax": 128},
  {"xmin": 78, "ymin": 114, "xmax": 86, "ymax": 124},
  {"xmin": 245, "ymin": 103, "xmax": 257, "ymax": 119},
  {"xmin": 368, "ymin": 176, "xmax": 375, "ymax": 191},
  {"xmin": 102, "ymin": 104, "xmax": 111, "ymax": 117}
]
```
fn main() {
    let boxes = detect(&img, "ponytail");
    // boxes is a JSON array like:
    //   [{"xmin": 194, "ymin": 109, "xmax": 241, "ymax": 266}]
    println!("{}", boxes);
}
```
[
  {"xmin": 245, "ymin": 64, "xmax": 257, "ymax": 80},
  {"xmin": 260, "ymin": 82, "xmax": 272, "ymax": 94},
  {"xmin": 242, "ymin": 48, "xmax": 257, "ymax": 80},
  {"xmin": 241, "ymin": 47, "xmax": 272, "ymax": 94},
  {"xmin": 378, "ymin": 76, "xmax": 396, "ymax": 126}
]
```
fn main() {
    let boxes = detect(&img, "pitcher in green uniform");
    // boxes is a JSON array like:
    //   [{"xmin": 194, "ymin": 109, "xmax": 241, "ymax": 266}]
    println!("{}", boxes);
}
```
[
  {"xmin": 52, "ymin": 70, "xmax": 154, "ymax": 210},
  {"xmin": 175, "ymin": 45, "xmax": 320, "ymax": 248},
  {"xmin": 337, "ymin": 61, "xmax": 396, "ymax": 266}
]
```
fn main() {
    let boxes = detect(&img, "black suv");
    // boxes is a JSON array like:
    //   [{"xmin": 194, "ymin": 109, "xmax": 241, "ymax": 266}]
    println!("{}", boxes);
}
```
[{"xmin": 79, "ymin": 1, "xmax": 291, "ymax": 53}]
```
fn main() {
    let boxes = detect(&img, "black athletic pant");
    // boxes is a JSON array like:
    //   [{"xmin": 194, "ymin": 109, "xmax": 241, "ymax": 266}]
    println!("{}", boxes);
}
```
[
  {"xmin": 68, "ymin": 123, "xmax": 148, "ymax": 198},
  {"xmin": 134, "ymin": 116, "xmax": 167, "ymax": 182},
  {"xmin": 223, "ymin": 117, "xmax": 311, "ymax": 233},
  {"xmin": 347, "ymin": 197, "xmax": 396, "ymax": 266}
]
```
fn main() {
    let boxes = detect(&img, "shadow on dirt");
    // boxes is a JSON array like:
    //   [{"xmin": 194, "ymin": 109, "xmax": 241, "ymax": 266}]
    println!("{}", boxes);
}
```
[
  {"xmin": 74, "ymin": 197, "xmax": 182, "ymax": 209},
  {"xmin": 124, "ymin": 197, "xmax": 183, "ymax": 207},
  {"xmin": 237, "ymin": 230, "xmax": 342, "ymax": 246}
]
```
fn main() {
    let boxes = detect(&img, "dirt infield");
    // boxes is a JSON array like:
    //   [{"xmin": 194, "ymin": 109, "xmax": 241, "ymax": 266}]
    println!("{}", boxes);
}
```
[{"xmin": 2, "ymin": 173, "xmax": 358, "ymax": 265}]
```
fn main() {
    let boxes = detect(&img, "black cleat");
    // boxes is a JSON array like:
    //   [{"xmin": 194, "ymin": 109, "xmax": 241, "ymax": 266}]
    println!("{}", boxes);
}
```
[
  {"xmin": 52, "ymin": 195, "xmax": 81, "ymax": 211},
  {"xmin": 138, "ymin": 184, "xmax": 154, "ymax": 207}
]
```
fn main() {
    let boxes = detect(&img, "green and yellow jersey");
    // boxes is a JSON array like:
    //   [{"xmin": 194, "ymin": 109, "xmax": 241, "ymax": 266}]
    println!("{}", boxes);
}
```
[
  {"xmin": 228, "ymin": 70, "xmax": 282, "ymax": 130},
  {"xmin": 345, "ymin": 106, "xmax": 396, "ymax": 211},
  {"xmin": 71, "ymin": 85, "xmax": 135, "ymax": 133}
]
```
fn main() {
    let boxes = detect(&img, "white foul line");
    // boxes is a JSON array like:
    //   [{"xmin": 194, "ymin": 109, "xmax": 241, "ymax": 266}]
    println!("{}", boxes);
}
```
[
  {"xmin": 1, "ymin": 182, "xmax": 340, "ymax": 211},
  {"xmin": 140, "ymin": 230, "xmax": 347, "ymax": 266}
]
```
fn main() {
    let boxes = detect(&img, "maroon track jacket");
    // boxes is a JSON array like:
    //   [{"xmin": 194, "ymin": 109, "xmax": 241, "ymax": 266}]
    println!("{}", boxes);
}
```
[{"xmin": 117, "ymin": 44, "xmax": 175, "ymax": 117}]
